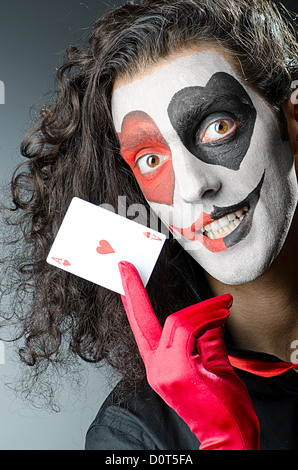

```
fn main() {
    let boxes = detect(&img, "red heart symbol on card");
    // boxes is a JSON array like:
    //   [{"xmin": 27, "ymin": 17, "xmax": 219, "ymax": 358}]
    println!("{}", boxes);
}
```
[
  {"xmin": 143, "ymin": 231, "xmax": 162, "ymax": 241},
  {"xmin": 96, "ymin": 240, "xmax": 115, "ymax": 255},
  {"xmin": 63, "ymin": 260, "xmax": 71, "ymax": 266}
]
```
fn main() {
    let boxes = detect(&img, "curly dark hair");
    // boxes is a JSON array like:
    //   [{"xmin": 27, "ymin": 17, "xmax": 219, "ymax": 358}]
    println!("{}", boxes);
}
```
[{"xmin": 1, "ymin": 0, "xmax": 297, "ymax": 408}]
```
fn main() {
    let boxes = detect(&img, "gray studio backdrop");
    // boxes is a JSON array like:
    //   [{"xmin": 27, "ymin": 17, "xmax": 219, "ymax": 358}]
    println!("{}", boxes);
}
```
[
  {"xmin": 0, "ymin": 0, "xmax": 297, "ymax": 451},
  {"xmin": 0, "ymin": 0, "xmax": 123, "ymax": 451}
]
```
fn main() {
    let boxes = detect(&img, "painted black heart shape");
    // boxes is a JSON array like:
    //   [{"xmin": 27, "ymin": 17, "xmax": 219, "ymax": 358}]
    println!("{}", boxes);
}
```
[{"xmin": 167, "ymin": 72, "xmax": 257, "ymax": 171}]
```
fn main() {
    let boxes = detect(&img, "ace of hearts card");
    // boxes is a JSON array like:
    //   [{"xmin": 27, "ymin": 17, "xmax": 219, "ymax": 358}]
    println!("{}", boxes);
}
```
[{"xmin": 47, "ymin": 197, "xmax": 166, "ymax": 295}]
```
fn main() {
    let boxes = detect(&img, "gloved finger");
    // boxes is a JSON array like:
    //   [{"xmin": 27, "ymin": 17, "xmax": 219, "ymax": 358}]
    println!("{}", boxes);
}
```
[
  {"xmin": 160, "ymin": 303, "xmax": 230, "ymax": 350},
  {"xmin": 196, "ymin": 327, "xmax": 233, "ymax": 373},
  {"xmin": 166, "ymin": 295, "xmax": 232, "ymax": 327},
  {"xmin": 193, "ymin": 293, "xmax": 233, "ymax": 313},
  {"xmin": 119, "ymin": 260, "xmax": 162, "ymax": 356}
]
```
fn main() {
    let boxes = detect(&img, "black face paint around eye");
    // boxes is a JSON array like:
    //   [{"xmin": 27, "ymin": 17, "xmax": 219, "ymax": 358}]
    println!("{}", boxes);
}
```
[{"xmin": 167, "ymin": 72, "xmax": 257, "ymax": 170}]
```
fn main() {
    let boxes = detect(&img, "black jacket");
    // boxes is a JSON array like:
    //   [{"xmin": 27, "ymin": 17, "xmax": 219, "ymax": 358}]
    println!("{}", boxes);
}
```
[{"xmin": 85, "ymin": 249, "xmax": 298, "ymax": 450}]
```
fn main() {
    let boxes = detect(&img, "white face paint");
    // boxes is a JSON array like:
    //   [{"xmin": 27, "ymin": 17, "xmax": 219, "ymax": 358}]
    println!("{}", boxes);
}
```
[{"xmin": 112, "ymin": 50, "xmax": 298, "ymax": 285}]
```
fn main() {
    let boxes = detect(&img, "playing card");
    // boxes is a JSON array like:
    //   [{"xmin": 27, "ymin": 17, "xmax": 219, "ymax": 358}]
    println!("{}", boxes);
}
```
[{"xmin": 46, "ymin": 197, "xmax": 166, "ymax": 294}]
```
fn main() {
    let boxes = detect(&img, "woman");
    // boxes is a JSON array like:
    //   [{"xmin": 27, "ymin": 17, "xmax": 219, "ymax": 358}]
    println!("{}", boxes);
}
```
[{"xmin": 2, "ymin": 0, "xmax": 297, "ymax": 450}]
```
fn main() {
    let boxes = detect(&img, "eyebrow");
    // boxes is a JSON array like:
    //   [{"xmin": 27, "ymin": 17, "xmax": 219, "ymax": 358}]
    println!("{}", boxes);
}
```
[
  {"xmin": 121, "ymin": 129, "xmax": 168, "ymax": 154},
  {"xmin": 119, "ymin": 110, "xmax": 171, "ymax": 163}
]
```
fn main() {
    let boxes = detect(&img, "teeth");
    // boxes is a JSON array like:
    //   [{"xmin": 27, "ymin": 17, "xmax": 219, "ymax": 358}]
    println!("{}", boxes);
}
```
[
  {"xmin": 203, "ymin": 206, "xmax": 249, "ymax": 240},
  {"xmin": 227, "ymin": 213, "xmax": 236, "ymax": 222},
  {"xmin": 219, "ymin": 217, "xmax": 229, "ymax": 228}
]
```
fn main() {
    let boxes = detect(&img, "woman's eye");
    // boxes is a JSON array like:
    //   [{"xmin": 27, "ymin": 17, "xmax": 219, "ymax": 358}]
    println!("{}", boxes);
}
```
[
  {"xmin": 201, "ymin": 117, "xmax": 238, "ymax": 143},
  {"xmin": 136, "ymin": 153, "xmax": 168, "ymax": 175}
]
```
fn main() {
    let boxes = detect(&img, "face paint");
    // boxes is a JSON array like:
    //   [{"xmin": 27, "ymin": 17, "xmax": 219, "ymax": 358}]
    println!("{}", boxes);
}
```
[
  {"xmin": 167, "ymin": 72, "xmax": 257, "ymax": 170},
  {"xmin": 112, "ymin": 50, "xmax": 298, "ymax": 285},
  {"xmin": 170, "ymin": 171, "xmax": 265, "ymax": 253},
  {"xmin": 119, "ymin": 110, "xmax": 174, "ymax": 205}
]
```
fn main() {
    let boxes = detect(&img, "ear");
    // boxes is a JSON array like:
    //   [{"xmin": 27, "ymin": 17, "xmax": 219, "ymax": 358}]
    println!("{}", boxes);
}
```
[{"xmin": 283, "ymin": 89, "xmax": 298, "ymax": 157}]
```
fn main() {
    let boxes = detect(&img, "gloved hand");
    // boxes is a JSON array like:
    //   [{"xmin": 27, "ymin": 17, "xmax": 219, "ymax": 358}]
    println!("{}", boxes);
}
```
[{"xmin": 119, "ymin": 260, "xmax": 260, "ymax": 450}]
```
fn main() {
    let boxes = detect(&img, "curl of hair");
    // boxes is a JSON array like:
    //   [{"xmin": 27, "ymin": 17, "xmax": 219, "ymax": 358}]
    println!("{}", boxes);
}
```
[{"xmin": 0, "ymin": 0, "xmax": 297, "ymax": 407}]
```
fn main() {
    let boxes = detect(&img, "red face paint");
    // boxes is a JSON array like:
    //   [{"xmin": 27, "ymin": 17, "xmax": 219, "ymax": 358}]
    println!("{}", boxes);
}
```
[
  {"xmin": 170, "ymin": 213, "xmax": 227, "ymax": 253},
  {"xmin": 119, "ymin": 111, "xmax": 174, "ymax": 205}
]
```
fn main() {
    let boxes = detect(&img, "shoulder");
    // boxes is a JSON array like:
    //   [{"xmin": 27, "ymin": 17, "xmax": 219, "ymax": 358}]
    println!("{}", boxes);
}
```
[{"xmin": 85, "ymin": 379, "xmax": 199, "ymax": 450}]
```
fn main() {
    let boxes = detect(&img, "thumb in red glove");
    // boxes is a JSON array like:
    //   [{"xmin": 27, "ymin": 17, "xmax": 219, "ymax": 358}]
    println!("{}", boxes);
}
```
[{"xmin": 119, "ymin": 260, "xmax": 260, "ymax": 450}]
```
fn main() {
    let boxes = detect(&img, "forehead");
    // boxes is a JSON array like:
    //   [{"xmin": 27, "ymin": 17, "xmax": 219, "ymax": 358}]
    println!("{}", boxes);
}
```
[{"xmin": 112, "ymin": 50, "xmax": 244, "ymax": 132}]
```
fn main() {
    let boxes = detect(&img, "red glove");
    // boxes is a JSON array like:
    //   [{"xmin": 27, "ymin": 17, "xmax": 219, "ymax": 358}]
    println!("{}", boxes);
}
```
[{"xmin": 119, "ymin": 261, "xmax": 260, "ymax": 450}]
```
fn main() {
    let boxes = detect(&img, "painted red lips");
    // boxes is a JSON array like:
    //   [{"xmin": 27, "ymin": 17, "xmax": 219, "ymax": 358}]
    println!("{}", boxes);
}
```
[
  {"xmin": 169, "ymin": 212, "xmax": 227, "ymax": 253},
  {"xmin": 169, "ymin": 171, "xmax": 265, "ymax": 253}
]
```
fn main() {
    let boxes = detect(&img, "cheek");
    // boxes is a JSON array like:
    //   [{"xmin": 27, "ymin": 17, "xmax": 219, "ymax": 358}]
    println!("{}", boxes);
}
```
[{"xmin": 132, "ymin": 158, "xmax": 175, "ymax": 206}]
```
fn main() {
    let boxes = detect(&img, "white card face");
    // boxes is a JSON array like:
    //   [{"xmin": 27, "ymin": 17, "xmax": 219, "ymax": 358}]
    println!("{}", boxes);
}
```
[{"xmin": 47, "ymin": 197, "xmax": 166, "ymax": 295}]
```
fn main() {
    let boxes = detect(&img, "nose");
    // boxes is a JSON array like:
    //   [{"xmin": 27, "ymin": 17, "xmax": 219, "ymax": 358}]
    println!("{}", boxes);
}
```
[{"xmin": 173, "ymin": 145, "xmax": 222, "ymax": 203}]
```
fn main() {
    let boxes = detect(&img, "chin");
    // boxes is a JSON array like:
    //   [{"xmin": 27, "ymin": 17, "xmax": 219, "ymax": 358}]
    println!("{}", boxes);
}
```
[{"xmin": 193, "ymin": 236, "xmax": 283, "ymax": 286}]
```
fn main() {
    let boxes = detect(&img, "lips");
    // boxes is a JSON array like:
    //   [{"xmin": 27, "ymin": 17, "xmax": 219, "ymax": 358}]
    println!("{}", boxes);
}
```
[{"xmin": 170, "ymin": 171, "xmax": 265, "ymax": 253}]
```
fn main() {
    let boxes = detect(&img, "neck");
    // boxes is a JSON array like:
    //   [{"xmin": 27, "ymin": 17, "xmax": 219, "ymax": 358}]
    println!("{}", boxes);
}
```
[{"xmin": 205, "ymin": 211, "xmax": 298, "ymax": 363}]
